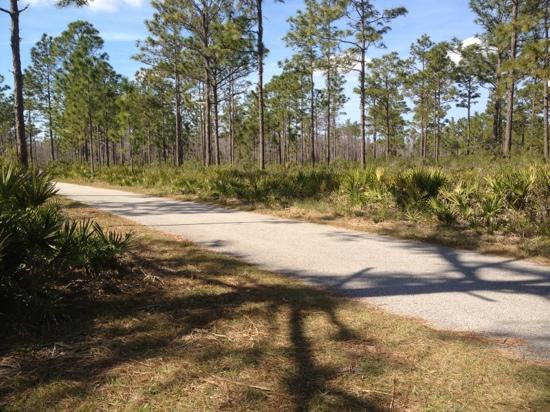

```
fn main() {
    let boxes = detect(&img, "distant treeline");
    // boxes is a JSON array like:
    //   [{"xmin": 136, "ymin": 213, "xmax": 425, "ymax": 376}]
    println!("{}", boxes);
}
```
[{"xmin": 0, "ymin": 0, "xmax": 548, "ymax": 169}]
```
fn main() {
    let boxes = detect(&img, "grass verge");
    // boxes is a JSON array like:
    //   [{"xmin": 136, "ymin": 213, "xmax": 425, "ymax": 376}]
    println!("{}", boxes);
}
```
[{"xmin": 1, "ymin": 198, "xmax": 548, "ymax": 411}]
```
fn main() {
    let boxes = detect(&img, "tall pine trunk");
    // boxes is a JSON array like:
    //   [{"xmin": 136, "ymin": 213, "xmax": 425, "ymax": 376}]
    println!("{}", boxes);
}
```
[
  {"xmin": 3, "ymin": 0, "xmax": 28, "ymax": 168},
  {"xmin": 204, "ymin": 63, "xmax": 213, "ymax": 166},
  {"xmin": 359, "ymin": 44, "xmax": 366, "ymax": 167},
  {"xmin": 257, "ymin": 0, "xmax": 265, "ymax": 169},
  {"xmin": 309, "ymin": 56, "xmax": 315, "ymax": 166},
  {"xmin": 544, "ymin": 1, "xmax": 549, "ymax": 161},
  {"xmin": 493, "ymin": 53, "xmax": 503, "ymax": 145},
  {"xmin": 229, "ymin": 75, "xmax": 235, "ymax": 164},
  {"xmin": 326, "ymin": 64, "xmax": 331, "ymax": 165},
  {"xmin": 213, "ymin": 81, "xmax": 220, "ymax": 165},
  {"xmin": 503, "ymin": 0, "xmax": 519, "ymax": 156},
  {"xmin": 175, "ymin": 68, "xmax": 183, "ymax": 166}
]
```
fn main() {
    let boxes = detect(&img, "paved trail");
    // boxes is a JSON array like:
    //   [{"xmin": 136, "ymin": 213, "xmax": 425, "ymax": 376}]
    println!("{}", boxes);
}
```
[{"xmin": 57, "ymin": 182, "xmax": 550, "ymax": 359}]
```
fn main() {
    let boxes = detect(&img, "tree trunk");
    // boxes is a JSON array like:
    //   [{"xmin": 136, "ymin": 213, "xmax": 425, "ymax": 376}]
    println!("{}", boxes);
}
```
[
  {"xmin": 420, "ymin": 94, "xmax": 426, "ymax": 159},
  {"xmin": 545, "ymin": 79, "xmax": 549, "ymax": 161},
  {"xmin": 205, "ymin": 63, "xmax": 213, "ymax": 166},
  {"xmin": 359, "ymin": 45, "xmax": 366, "ymax": 167},
  {"xmin": 175, "ymin": 69, "xmax": 183, "ymax": 166},
  {"xmin": 213, "ymin": 81, "xmax": 220, "ymax": 165},
  {"xmin": 47, "ymin": 72, "xmax": 55, "ymax": 162},
  {"xmin": 467, "ymin": 87, "xmax": 471, "ymax": 155},
  {"xmin": 544, "ymin": 1, "xmax": 549, "ymax": 161},
  {"xmin": 385, "ymin": 113, "xmax": 390, "ymax": 160},
  {"xmin": 493, "ymin": 53, "xmax": 503, "ymax": 145},
  {"xmin": 310, "ymin": 57, "xmax": 316, "ymax": 166},
  {"xmin": 229, "ymin": 76, "xmax": 235, "ymax": 164},
  {"xmin": 28, "ymin": 110, "xmax": 33, "ymax": 164},
  {"xmin": 503, "ymin": 0, "xmax": 519, "ymax": 156},
  {"xmin": 434, "ymin": 90, "xmax": 441, "ymax": 162},
  {"xmin": 257, "ymin": 0, "xmax": 265, "ymax": 170},
  {"xmin": 326, "ymin": 59, "xmax": 331, "ymax": 165},
  {"xmin": 88, "ymin": 112, "xmax": 94, "ymax": 175},
  {"xmin": 300, "ymin": 114, "xmax": 305, "ymax": 165},
  {"xmin": 4, "ymin": 0, "xmax": 28, "ymax": 168}
]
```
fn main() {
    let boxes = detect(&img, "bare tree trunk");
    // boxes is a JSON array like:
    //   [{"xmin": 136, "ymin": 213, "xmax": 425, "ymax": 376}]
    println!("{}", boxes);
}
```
[
  {"xmin": 88, "ymin": 112, "xmax": 94, "ymax": 175},
  {"xmin": 503, "ymin": 0, "xmax": 519, "ymax": 156},
  {"xmin": 2, "ymin": 0, "xmax": 28, "ymax": 168},
  {"xmin": 467, "ymin": 87, "xmax": 471, "ymax": 155},
  {"xmin": 229, "ymin": 76, "xmax": 235, "ymax": 164},
  {"xmin": 106, "ymin": 134, "xmax": 110, "ymax": 167},
  {"xmin": 300, "ymin": 115, "xmax": 305, "ymax": 165},
  {"xmin": 420, "ymin": 95, "xmax": 426, "ymax": 159},
  {"xmin": 27, "ymin": 110, "xmax": 33, "ymax": 165},
  {"xmin": 359, "ymin": 45, "xmax": 366, "ymax": 167},
  {"xmin": 326, "ymin": 61, "xmax": 331, "ymax": 165},
  {"xmin": 310, "ymin": 57, "xmax": 316, "ymax": 166},
  {"xmin": 545, "ymin": 80, "xmax": 549, "ymax": 161},
  {"xmin": 544, "ymin": 1, "xmax": 549, "ymax": 161},
  {"xmin": 493, "ymin": 53, "xmax": 503, "ymax": 145},
  {"xmin": 205, "ymin": 64, "xmax": 213, "ymax": 166},
  {"xmin": 213, "ymin": 81, "xmax": 220, "ymax": 165},
  {"xmin": 435, "ymin": 91, "xmax": 441, "ymax": 161},
  {"xmin": 257, "ymin": 0, "xmax": 265, "ymax": 170},
  {"xmin": 47, "ymin": 74, "xmax": 55, "ymax": 161},
  {"xmin": 175, "ymin": 69, "xmax": 183, "ymax": 166}
]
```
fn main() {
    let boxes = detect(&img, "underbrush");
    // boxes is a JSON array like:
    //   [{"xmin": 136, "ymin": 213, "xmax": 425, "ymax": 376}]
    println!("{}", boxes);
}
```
[
  {"xmin": 50, "ymin": 158, "xmax": 550, "ymax": 251},
  {"xmin": 0, "ymin": 166, "xmax": 131, "ymax": 328}
]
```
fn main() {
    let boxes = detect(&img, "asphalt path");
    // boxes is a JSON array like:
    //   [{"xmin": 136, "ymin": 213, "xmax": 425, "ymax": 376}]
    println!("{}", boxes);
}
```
[{"xmin": 56, "ymin": 182, "xmax": 550, "ymax": 359}]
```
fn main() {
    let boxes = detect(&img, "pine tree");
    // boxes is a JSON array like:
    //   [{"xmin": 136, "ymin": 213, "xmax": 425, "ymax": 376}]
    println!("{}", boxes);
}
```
[
  {"xmin": 136, "ymin": 0, "xmax": 188, "ymax": 166},
  {"xmin": 343, "ymin": 0, "xmax": 406, "ymax": 167},
  {"xmin": 470, "ymin": 0, "xmax": 511, "ymax": 147},
  {"xmin": 407, "ymin": 35, "xmax": 434, "ymax": 159},
  {"xmin": 27, "ymin": 34, "xmax": 58, "ymax": 161},
  {"xmin": 502, "ymin": 0, "xmax": 520, "ymax": 156},
  {"xmin": 0, "ymin": 1, "xmax": 29, "ymax": 167},
  {"xmin": 453, "ymin": 42, "xmax": 482, "ymax": 155},
  {"xmin": 285, "ymin": 0, "xmax": 320, "ymax": 165},
  {"xmin": 365, "ymin": 52, "xmax": 408, "ymax": 159}
]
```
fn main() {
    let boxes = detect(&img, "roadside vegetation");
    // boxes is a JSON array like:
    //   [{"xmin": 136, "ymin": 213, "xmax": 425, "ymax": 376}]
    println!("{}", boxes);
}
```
[
  {"xmin": 51, "ymin": 157, "xmax": 550, "ymax": 261},
  {"xmin": 0, "ymin": 165, "xmax": 131, "ymax": 330},
  {"xmin": 1, "ymin": 199, "xmax": 548, "ymax": 411}
]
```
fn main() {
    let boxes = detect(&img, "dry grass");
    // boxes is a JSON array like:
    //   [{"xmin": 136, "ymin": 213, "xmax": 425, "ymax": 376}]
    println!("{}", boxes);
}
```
[{"xmin": 2, "ymin": 199, "xmax": 548, "ymax": 411}]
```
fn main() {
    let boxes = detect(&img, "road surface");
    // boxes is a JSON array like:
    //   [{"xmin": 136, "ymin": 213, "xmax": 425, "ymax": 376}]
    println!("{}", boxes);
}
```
[{"xmin": 57, "ymin": 182, "xmax": 550, "ymax": 359}]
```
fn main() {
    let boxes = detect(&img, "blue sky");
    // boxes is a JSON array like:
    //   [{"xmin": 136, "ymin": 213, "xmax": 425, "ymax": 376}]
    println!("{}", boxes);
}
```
[{"xmin": 1, "ymin": 0, "xmax": 484, "ymax": 121}]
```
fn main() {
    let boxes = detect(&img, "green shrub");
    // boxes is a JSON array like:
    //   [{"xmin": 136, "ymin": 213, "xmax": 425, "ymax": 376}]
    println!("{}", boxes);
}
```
[
  {"xmin": 49, "ymin": 160, "xmax": 549, "ymax": 239},
  {"xmin": 390, "ymin": 168, "xmax": 448, "ymax": 210},
  {"xmin": 486, "ymin": 169, "xmax": 536, "ymax": 210},
  {"xmin": 478, "ymin": 193, "xmax": 504, "ymax": 233},
  {"xmin": 0, "ymin": 165, "xmax": 131, "ymax": 324}
]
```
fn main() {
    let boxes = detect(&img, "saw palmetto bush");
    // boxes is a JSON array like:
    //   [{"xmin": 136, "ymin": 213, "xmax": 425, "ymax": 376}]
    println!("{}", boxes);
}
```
[
  {"xmin": 50, "ymin": 160, "xmax": 549, "ymax": 239},
  {"xmin": 389, "ymin": 168, "xmax": 448, "ymax": 210},
  {"xmin": 0, "ymin": 166, "xmax": 131, "ymax": 324}
]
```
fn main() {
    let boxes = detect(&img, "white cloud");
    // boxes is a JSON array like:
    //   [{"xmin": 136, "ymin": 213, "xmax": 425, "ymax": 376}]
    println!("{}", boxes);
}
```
[
  {"xmin": 88, "ymin": 0, "xmax": 143, "ymax": 13},
  {"xmin": 102, "ymin": 31, "xmax": 144, "ymax": 42},
  {"xmin": 462, "ymin": 36, "xmax": 482, "ymax": 48},
  {"xmin": 28, "ymin": 0, "xmax": 143, "ymax": 12},
  {"xmin": 28, "ymin": 0, "xmax": 55, "ymax": 5},
  {"xmin": 449, "ymin": 36, "xmax": 482, "ymax": 64}
]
